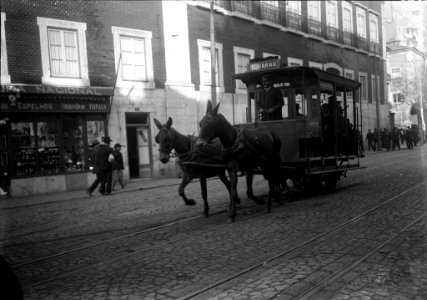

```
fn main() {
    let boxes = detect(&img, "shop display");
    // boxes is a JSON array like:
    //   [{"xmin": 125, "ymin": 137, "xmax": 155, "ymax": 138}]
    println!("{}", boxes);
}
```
[
  {"xmin": 14, "ymin": 149, "xmax": 36, "ymax": 176},
  {"xmin": 38, "ymin": 147, "xmax": 60, "ymax": 174}
]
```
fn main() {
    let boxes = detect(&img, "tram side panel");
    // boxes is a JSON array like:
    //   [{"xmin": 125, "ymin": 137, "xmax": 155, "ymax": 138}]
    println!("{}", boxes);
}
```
[{"xmin": 236, "ymin": 119, "xmax": 320, "ymax": 164}]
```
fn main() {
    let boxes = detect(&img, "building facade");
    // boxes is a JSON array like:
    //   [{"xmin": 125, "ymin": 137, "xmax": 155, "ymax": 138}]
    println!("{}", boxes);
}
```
[{"xmin": 0, "ymin": 0, "xmax": 389, "ymax": 197}]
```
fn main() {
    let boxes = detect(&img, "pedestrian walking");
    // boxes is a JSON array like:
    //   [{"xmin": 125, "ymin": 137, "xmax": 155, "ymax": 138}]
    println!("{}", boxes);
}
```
[
  {"xmin": 373, "ymin": 128, "xmax": 379, "ymax": 151},
  {"xmin": 405, "ymin": 127, "xmax": 414, "ymax": 150},
  {"xmin": 86, "ymin": 140, "xmax": 101, "ymax": 196},
  {"xmin": 97, "ymin": 136, "xmax": 114, "ymax": 195},
  {"xmin": 112, "ymin": 143, "xmax": 125, "ymax": 191},
  {"xmin": 365, "ymin": 129, "xmax": 375, "ymax": 151},
  {"xmin": 391, "ymin": 127, "xmax": 400, "ymax": 150}
]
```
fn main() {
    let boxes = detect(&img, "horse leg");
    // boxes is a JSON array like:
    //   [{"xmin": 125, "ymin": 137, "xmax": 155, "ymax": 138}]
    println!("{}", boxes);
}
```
[
  {"xmin": 219, "ymin": 171, "xmax": 240, "ymax": 205},
  {"xmin": 178, "ymin": 173, "xmax": 196, "ymax": 206},
  {"xmin": 199, "ymin": 176, "xmax": 209, "ymax": 218},
  {"xmin": 229, "ymin": 170, "xmax": 238, "ymax": 222},
  {"xmin": 246, "ymin": 172, "xmax": 265, "ymax": 205},
  {"xmin": 265, "ymin": 179, "xmax": 275, "ymax": 214}
]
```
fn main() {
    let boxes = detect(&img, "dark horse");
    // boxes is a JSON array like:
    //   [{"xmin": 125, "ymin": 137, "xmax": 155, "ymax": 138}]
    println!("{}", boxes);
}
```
[
  {"xmin": 154, "ymin": 117, "xmax": 241, "ymax": 218},
  {"xmin": 198, "ymin": 101, "xmax": 283, "ymax": 222}
]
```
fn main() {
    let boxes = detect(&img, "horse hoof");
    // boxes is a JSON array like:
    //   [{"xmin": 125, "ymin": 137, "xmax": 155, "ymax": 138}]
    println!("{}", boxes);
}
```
[
  {"xmin": 186, "ymin": 200, "xmax": 197, "ymax": 206},
  {"xmin": 236, "ymin": 197, "xmax": 241, "ymax": 205},
  {"xmin": 228, "ymin": 216, "xmax": 235, "ymax": 223}
]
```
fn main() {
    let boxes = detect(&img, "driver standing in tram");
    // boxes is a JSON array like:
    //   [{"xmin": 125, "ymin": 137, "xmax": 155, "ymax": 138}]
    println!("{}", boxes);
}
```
[{"xmin": 256, "ymin": 74, "xmax": 284, "ymax": 121}]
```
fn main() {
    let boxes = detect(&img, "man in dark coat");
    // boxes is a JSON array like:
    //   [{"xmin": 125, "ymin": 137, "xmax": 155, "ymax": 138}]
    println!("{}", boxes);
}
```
[
  {"xmin": 96, "ymin": 136, "xmax": 114, "ymax": 195},
  {"xmin": 86, "ymin": 140, "xmax": 101, "ymax": 196},
  {"xmin": 365, "ymin": 129, "xmax": 375, "ymax": 151},
  {"xmin": 256, "ymin": 74, "xmax": 284, "ymax": 121},
  {"xmin": 112, "ymin": 143, "xmax": 125, "ymax": 191}
]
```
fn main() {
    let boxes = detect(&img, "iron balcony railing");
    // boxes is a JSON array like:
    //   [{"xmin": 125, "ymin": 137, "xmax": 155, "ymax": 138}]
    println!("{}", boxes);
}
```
[
  {"xmin": 307, "ymin": 18, "xmax": 322, "ymax": 35},
  {"xmin": 286, "ymin": 11, "xmax": 302, "ymax": 30},
  {"xmin": 196, "ymin": 1, "xmax": 382, "ymax": 54},
  {"xmin": 260, "ymin": 2, "xmax": 279, "ymax": 23},
  {"xmin": 231, "ymin": 0, "xmax": 252, "ymax": 15}
]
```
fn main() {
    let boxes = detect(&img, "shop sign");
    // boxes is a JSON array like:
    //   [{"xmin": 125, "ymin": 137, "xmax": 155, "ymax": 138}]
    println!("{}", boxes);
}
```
[
  {"xmin": 1, "ymin": 84, "xmax": 114, "ymax": 96},
  {"xmin": 3, "ymin": 99, "xmax": 109, "ymax": 113},
  {"xmin": 249, "ymin": 59, "xmax": 280, "ymax": 72}
]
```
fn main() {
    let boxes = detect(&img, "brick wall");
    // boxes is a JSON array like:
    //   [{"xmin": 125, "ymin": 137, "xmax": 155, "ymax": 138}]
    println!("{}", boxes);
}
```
[{"xmin": 1, "ymin": 0, "xmax": 166, "ymax": 88}]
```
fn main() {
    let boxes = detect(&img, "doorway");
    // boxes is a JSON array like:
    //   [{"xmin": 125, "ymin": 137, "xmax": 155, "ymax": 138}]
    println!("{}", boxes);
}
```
[{"xmin": 126, "ymin": 113, "xmax": 152, "ymax": 179}]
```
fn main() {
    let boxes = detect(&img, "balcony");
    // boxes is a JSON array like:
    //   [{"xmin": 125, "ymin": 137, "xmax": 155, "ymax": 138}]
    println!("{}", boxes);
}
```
[
  {"xmin": 260, "ymin": 2, "xmax": 279, "ymax": 23},
  {"xmin": 286, "ymin": 11, "xmax": 302, "ymax": 31},
  {"xmin": 342, "ymin": 31, "xmax": 354, "ymax": 47},
  {"xmin": 369, "ymin": 41, "xmax": 380, "ymax": 53},
  {"xmin": 357, "ymin": 36, "xmax": 368, "ymax": 51},
  {"xmin": 307, "ymin": 18, "xmax": 322, "ymax": 36},
  {"xmin": 326, "ymin": 26, "xmax": 339, "ymax": 42},
  {"xmin": 231, "ymin": 0, "xmax": 252, "ymax": 15}
]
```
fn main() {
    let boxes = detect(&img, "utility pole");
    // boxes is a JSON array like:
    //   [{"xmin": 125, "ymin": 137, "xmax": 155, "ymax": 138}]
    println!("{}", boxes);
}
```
[
  {"xmin": 210, "ymin": 0, "xmax": 217, "ymax": 106},
  {"xmin": 374, "ymin": 43, "xmax": 382, "ymax": 150},
  {"xmin": 419, "ymin": 60, "xmax": 426, "ymax": 145}
]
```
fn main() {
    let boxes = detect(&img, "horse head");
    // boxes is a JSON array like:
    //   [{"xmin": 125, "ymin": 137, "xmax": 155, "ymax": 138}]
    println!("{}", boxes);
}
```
[
  {"xmin": 154, "ymin": 117, "xmax": 174, "ymax": 163},
  {"xmin": 198, "ymin": 100, "xmax": 221, "ymax": 146}
]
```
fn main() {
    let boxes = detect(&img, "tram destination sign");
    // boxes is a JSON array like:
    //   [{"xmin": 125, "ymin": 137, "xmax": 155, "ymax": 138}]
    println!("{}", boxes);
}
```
[{"xmin": 249, "ymin": 59, "xmax": 280, "ymax": 72}]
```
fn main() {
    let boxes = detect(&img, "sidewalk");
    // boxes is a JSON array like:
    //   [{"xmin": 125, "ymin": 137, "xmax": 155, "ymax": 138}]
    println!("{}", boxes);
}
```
[{"xmin": 0, "ymin": 176, "xmax": 184, "ymax": 209}]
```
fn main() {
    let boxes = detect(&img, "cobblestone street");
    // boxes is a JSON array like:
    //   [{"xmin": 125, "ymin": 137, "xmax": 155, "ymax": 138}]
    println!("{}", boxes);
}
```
[{"xmin": 1, "ymin": 146, "xmax": 427, "ymax": 300}]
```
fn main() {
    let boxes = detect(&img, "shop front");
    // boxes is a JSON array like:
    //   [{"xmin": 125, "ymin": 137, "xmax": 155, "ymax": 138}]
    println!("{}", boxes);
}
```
[{"xmin": 0, "ymin": 84, "xmax": 113, "ymax": 197}]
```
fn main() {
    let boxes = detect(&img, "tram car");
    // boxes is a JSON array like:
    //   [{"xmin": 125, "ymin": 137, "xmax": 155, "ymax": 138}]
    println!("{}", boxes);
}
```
[{"xmin": 232, "ymin": 57, "xmax": 365, "ymax": 191}]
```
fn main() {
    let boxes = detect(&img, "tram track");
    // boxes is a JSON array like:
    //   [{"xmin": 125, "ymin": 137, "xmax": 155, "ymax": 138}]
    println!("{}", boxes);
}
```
[
  {"xmin": 8, "ymin": 148, "xmax": 427, "ymax": 297},
  {"xmin": 180, "ymin": 180, "xmax": 426, "ymax": 300},
  {"xmin": 19, "ymin": 176, "xmax": 426, "ymax": 296},
  {"xmin": 7, "ymin": 150, "xmax": 423, "ymax": 263},
  {"xmin": 293, "ymin": 211, "xmax": 427, "ymax": 300}
]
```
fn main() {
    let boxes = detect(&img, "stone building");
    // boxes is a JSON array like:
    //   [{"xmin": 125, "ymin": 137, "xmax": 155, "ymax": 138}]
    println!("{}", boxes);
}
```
[{"xmin": 0, "ymin": 0, "xmax": 388, "ymax": 196}]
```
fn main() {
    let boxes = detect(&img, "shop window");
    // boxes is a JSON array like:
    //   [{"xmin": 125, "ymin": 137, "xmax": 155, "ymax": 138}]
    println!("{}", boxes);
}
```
[
  {"xmin": 37, "ymin": 121, "xmax": 60, "ymax": 175},
  {"xmin": 11, "ymin": 122, "xmax": 36, "ymax": 176},
  {"xmin": 87, "ymin": 120, "xmax": 105, "ymax": 146},
  {"xmin": 63, "ymin": 118, "xmax": 84, "ymax": 172}
]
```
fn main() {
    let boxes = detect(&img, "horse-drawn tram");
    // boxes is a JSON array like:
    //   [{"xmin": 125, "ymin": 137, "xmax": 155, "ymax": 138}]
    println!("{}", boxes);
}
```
[{"xmin": 231, "ymin": 57, "xmax": 365, "ymax": 191}]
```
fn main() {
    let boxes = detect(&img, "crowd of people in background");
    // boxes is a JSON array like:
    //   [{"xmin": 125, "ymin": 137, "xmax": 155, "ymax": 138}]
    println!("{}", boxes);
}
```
[{"xmin": 365, "ymin": 126, "xmax": 422, "ymax": 152}]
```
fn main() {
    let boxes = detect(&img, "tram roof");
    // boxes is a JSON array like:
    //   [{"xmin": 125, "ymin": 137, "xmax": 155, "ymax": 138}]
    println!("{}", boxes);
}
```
[{"xmin": 233, "ymin": 66, "xmax": 361, "ymax": 90}]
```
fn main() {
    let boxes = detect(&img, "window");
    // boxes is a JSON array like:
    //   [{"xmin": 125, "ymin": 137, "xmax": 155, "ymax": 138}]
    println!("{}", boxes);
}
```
[
  {"xmin": 342, "ymin": 2, "xmax": 353, "ymax": 33},
  {"xmin": 263, "ymin": 52, "xmax": 281, "ymax": 60},
  {"xmin": 393, "ymin": 92, "xmax": 404, "ymax": 103},
  {"xmin": 112, "ymin": 26, "xmax": 154, "ymax": 89},
  {"xmin": 231, "ymin": 1, "xmax": 252, "ymax": 15},
  {"xmin": 37, "ymin": 121, "xmax": 60, "ymax": 175},
  {"xmin": 344, "ymin": 69, "xmax": 354, "ymax": 98},
  {"xmin": 308, "ymin": 1, "xmax": 321, "ymax": 21},
  {"xmin": 234, "ymin": 47, "xmax": 254, "ymax": 93},
  {"xmin": 37, "ymin": 17, "xmax": 89, "ymax": 86},
  {"xmin": 326, "ymin": 1, "xmax": 338, "ymax": 28},
  {"xmin": 359, "ymin": 72, "xmax": 368, "ymax": 100},
  {"xmin": 1, "ymin": 12, "xmax": 10, "ymax": 84},
  {"xmin": 197, "ymin": 39, "xmax": 224, "ymax": 92},
  {"xmin": 371, "ymin": 75, "xmax": 379, "ymax": 103},
  {"xmin": 356, "ymin": 7, "xmax": 366, "ymax": 38},
  {"xmin": 288, "ymin": 57, "xmax": 303, "ymax": 66},
  {"xmin": 286, "ymin": 1, "xmax": 301, "ymax": 14},
  {"xmin": 261, "ymin": 0, "xmax": 279, "ymax": 23},
  {"xmin": 369, "ymin": 14, "xmax": 379, "ymax": 42},
  {"xmin": 309, "ymin": 61, "xmax": 323, "ymax": 70},
  {"xmin": 391, "ymin": 67, "xmax": 402, "ymax": 79}
]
